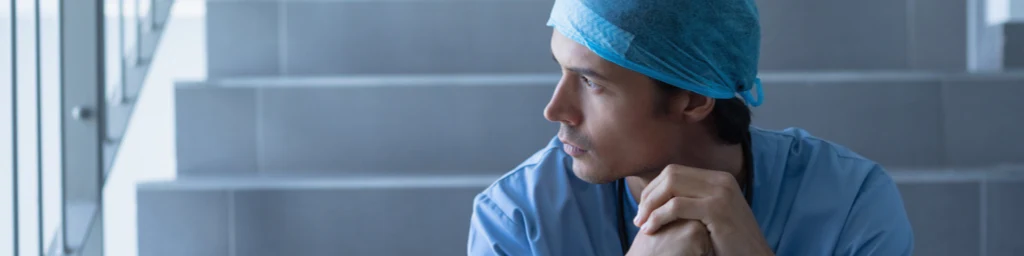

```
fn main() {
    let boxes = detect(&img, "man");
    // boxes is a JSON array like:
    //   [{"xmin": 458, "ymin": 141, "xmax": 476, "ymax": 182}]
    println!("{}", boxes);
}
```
[{"xmin": 468, "ymin": 0, "xmax": 914, "ymax": 255}]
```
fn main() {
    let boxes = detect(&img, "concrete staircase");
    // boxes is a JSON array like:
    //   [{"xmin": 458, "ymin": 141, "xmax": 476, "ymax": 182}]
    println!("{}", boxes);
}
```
[{"xmin": 136, "ymin": 0, "xmax": 1024, "ymax": 255}]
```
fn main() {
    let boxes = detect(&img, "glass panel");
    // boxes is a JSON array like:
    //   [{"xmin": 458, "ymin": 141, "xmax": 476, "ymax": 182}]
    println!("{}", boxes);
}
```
[
  {"xmin": 0, "ymin": 1, "xmax": 16, "ymax": 255},
  {"xmin": 103, "ymin": 0, "xmax": 122, "ymax": 107},
  {"xmin": 59, "ymin": 0, "xmax": 103, "ymax": 253},
  {"xmin": 139, "ymin": 0, "xmax": 151, "ymax": 35},
  {"xmin": 39, "ymin": 0, "xmax": 61, "ymax": 252},
  {"xmin": 14, "ymin": 0, "xmax": 41, "ymax": 255},
  {"xmin": 122, "ymin": 0, "xmax": 137, "ymax": 67}
]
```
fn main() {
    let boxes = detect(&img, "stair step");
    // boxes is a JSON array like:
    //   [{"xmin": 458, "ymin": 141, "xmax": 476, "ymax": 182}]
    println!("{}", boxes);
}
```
[
  {"xmin": 206, "ymin": 0, "xmax": 974, "ymax": 77},
  {"xmin": 143, "ymin": 174, "xmax": 500, "ymax": 190},
  {"xmin": 138, "ymin": 177, "xmax": 487, "ymax": 256},
  {"xmin": 135, "ymin": 168, "xmax": 1024, "ymax": 256},
  {"xmin": 176, "ymin": 75, "xmax": 558, "ymax": 176},
  {"xmin": 175, "ymin": 72, "xmax": 1024, "ymax": 177}
]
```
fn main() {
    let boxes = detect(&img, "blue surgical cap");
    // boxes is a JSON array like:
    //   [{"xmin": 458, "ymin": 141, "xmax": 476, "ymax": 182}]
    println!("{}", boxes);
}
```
[{"xmin": 547, "ymin": 0, "xmax": 764, "ymax": 106}]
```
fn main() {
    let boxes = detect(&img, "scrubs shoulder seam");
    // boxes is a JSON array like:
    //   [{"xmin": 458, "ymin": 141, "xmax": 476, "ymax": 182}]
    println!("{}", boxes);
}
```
[
  {"xmin": 474, "ymin": 145, "xmax": 561, "ymax": 227},
  {"xmin": 476, "ymin": 193, "xmax": 523, "ymax": 230}
]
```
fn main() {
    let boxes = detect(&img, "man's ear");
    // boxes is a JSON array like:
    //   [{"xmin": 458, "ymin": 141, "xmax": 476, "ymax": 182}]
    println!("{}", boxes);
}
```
[{"xmin": 671, "ymin": 91, "xmax": 715, "ymax": 123}]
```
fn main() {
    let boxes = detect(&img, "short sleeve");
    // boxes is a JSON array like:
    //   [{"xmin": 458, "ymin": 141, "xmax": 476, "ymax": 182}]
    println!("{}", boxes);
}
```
[
  {"xmin": 834, "ymin": 166, "xmax": 914, "ymax": 256},
  {"xmin": 468, "ymin": 193, "xmax": 532, "ymax": 256}
]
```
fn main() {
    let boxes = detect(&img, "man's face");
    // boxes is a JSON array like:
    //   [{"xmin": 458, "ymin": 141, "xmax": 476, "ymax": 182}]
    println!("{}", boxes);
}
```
[{"xmin": 547, "ymin": 30, "xmax": 689, "ymax": 184}]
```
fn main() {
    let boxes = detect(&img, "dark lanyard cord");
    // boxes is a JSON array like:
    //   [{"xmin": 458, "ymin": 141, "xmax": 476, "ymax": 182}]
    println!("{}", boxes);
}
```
[{"xmin": 617, "ymin": 132, "xmax": 754, "ymax": 254}]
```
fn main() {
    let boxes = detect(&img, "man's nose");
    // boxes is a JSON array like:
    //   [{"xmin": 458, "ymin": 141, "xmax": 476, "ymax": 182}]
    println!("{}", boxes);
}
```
[{"xmin": 543, "ymin": 77, "xmax": 582, "ymax": 126}]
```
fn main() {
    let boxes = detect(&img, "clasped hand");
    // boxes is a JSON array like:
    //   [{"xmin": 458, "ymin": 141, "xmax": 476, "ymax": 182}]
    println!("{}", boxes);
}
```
[{"xmin": 626, "ymin": 164, "xmax": 772, "ymax": 256}]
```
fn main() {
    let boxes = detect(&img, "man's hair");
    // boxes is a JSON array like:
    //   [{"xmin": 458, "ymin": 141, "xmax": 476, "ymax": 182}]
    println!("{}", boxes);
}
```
[{"xmin": 654, "ymin": 80, "xmax": 751, "ymax": 145}]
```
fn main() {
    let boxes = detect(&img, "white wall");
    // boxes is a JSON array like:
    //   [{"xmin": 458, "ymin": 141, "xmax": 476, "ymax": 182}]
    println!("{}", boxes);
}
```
[
  {"xmin": 102, "ymin": 1, "xmax": 206, "ymax": 256},
  {"xmin": 990, "ymin": 0, "xmax": 1011, "ymax": 24}
]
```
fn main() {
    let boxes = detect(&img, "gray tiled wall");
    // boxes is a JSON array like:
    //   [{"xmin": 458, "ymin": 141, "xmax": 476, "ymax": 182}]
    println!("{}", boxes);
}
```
[{"xmin": 206, "ymin": 0, "xmax": 972, "ymax": 77}]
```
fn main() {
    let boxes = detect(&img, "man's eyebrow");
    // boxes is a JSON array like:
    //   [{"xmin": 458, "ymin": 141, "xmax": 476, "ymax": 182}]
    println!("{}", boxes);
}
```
[
  {"xmin": 552, "ymin": 54, "xmax": 609, "ymax": 81},
  {"xmin": 567, "ymin": 67, "xmax": 609, "ymax": 81}
]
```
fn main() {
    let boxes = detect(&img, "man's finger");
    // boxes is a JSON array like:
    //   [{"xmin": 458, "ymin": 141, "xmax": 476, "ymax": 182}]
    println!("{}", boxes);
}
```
[
  {"xmin": 638, "ymin": 169, "xmax": 668, "ymax": 208},
  {"xmin": 640, "ymin": 197, "xmax": 706, "ymax": 234},
  {"xmin": 635, "ymin": 168, "xmax": 720, "ymax": 227},
  {"xmin": 635, "ymin": 170, "xmax": 669, "ymax": 226},
  {"xmin": 635, "ymin": 173, "xmax": 680, "ymax": 228}
]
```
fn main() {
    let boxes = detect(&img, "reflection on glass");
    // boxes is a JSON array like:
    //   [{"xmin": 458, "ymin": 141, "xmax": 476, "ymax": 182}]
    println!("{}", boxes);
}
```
[
  {"xmin": 104, "ymin": 0, "xmax": 123, "ymax": 106},
  {"xmin": 39, "ymin": 0, "xmax": 62, "ymax": 251},
  {"xmin": 0, "ymin": 1, "xmax": 16, "ymax": 255},
  {"xmin": 139, "ymin": 0, "xmax": 151, "ymax": 35},
  {"xmin": 122, "ymin": 0, "xmax": 137, "ymax": 67}
]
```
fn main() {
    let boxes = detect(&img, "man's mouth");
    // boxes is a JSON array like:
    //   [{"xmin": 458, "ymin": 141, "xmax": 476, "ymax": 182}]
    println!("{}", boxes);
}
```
[{"xmin": 561, "ymin": 141, "xmax": 588, "ymax": 157}]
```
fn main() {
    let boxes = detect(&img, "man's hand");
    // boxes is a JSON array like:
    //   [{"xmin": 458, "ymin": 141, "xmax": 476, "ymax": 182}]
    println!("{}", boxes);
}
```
[
  {"xmin": 627, "ymin": 220, "xmax": 713, "ymax": 256},
  {"xmin": 633, "ymin": 164, "xmax": 773, "ymax": 256}
]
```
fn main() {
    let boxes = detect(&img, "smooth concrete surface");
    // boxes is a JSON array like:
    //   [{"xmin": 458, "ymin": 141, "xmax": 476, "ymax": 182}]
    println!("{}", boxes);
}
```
[
  {"xmin": 206, "ymin": 0, "xmax": 972, "ymax": 77},
  {"xmin": 175, "ymin": 73, "xmax": 1024, "ymax": 176},
  {"xmin": 135, "ymin": 169, "xmax": 1024, "ymax": 256},
  {"xmin": 1005, "ymin": 22, "xmax": 1024, "ymax": 69}
]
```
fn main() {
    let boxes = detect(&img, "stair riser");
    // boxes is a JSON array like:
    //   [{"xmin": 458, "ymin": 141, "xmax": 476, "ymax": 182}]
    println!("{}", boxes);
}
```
[
  {"xmin": 136, "ymin": 175, "xmax": 1024, "ymax": 256},
  {"xmin": 175, "ymin": 75, "xmax": 1024, "ymax": 176},
  {"xmin": 207, "ymin": 0, "xmax": 972, "ymax": 77},
  {"xmin": 137, "ymin": 187, "xmax": 479, "ymax": 256}
]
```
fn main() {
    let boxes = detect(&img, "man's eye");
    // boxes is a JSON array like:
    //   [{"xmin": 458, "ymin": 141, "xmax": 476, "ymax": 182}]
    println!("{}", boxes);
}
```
[{"xmin": 581, "ymin": 77, "xmax": 599, "ymax": 89}]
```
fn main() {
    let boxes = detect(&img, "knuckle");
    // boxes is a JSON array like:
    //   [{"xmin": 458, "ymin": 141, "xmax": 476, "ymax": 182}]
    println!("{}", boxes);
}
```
[
  {"xmin": 647, "ymin": 215, "xmax": 661, "ymax": 226},
  {"xmin": 669, "ymin": 197, "xmax": 686, "ymax": 212},
  {"xmin": 709, "ymin": 172, "xmax": 734, "ymax": 186},
  {"xmin": 664, "ymin": 172, "xmax": 679, "ymax": 183}
]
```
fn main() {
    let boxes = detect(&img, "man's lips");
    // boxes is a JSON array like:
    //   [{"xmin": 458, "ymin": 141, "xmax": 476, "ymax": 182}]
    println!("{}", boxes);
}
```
[{"xmin": 561, "ymin": 140, "xmax": 588, "ymax": 157}]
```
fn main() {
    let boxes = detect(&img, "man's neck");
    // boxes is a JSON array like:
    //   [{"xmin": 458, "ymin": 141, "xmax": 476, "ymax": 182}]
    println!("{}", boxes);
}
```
[{"xmin": 625, "ymin": 142, "xmax": 746, "ymax": 203}]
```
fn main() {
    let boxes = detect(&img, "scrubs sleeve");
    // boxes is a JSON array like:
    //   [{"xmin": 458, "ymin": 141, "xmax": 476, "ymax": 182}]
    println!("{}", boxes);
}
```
[
  {"xmin": 468, "ymin": 193, "xmax": 532, "ymax": 256},
  {"xmin": 834, "ymin": 166, "xmax": 915, "ymax": 256}
]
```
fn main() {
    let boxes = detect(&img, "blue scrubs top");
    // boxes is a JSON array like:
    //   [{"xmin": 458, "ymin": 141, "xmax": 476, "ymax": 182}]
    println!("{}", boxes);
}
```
[{"xmin": 468, "ymin": 127, "xmax": 913, "ymax": 255}]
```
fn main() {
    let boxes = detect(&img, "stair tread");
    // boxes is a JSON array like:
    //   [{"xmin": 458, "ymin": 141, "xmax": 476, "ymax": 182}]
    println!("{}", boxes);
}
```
[
  {"xmin": 181, "ymin": 71, "xmax": 1024, "ymax": 88},
  {"xmin": 138, "ymin": 174, "xmax": 502, "ymax": 190},
  {"xmin": 139, "ymin": 166, "xmax": 1024, "ymax": 190}
]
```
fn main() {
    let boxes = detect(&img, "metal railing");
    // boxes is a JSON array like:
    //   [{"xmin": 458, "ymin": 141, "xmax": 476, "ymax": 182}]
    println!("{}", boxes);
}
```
[{"xmin": 5, "ymin": 0, "xmax": 176, "ymax": 255}]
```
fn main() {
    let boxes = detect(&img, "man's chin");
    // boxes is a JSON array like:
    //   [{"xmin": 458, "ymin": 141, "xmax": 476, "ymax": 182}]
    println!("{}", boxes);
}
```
[{"xmin": 570, "ymin": 163, "xmax": 618, "ymax": 184}]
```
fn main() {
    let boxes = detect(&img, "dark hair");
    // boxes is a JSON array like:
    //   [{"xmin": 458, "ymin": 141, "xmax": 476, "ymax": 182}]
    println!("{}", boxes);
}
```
[{"xmin": 654, "ymin": 80, "xmax": 751, "ymax": 145}]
